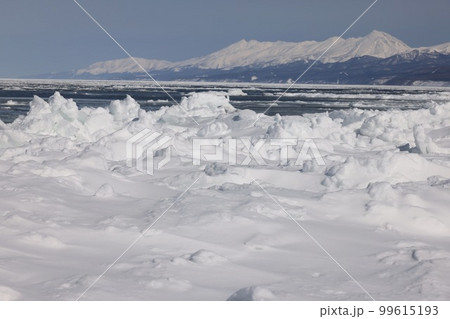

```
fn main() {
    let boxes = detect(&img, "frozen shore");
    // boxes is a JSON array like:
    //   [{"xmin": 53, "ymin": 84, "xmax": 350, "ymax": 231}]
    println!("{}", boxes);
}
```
[{"xmin": 0, "ymin": 91, "xmax": 449, "ymax": 300}]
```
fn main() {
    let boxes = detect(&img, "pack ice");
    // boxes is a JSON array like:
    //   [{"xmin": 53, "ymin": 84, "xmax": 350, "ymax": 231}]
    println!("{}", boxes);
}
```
[{"xmin": 0, "ymin": 91, "xmax": 449, "ymax": 300}]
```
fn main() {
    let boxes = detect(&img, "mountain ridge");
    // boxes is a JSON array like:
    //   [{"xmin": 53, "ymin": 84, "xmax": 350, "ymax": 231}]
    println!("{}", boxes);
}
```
[
  {"xmin": 77, "ymin": 30, "xmax": 416, "ymax": 75},
  {"xmin": 36, "ymin": 30, "xmax": 450, "ymax": 86}
]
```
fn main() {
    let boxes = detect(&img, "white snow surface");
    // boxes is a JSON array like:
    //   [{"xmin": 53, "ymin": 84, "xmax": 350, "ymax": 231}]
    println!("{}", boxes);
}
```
[{"xmin": 1, "ymin": 91, "xmax": 450, "ymax": 300}]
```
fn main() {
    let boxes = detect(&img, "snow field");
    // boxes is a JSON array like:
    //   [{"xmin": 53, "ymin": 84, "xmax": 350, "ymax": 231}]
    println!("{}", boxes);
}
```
[{"xmin": 0, "ymin": 91, "xmax": 449, "ymax": 300}]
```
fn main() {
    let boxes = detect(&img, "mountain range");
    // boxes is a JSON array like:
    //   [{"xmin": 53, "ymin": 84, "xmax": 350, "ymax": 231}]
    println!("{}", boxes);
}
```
[{"xmin": 40, "ymin": 31, "xmax": 450, "ymax": 85}]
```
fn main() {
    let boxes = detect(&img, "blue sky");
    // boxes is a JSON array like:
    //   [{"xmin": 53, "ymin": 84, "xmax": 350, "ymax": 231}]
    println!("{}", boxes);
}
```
[{"xmin": 1, "ymin": 0, "xmax": 449, "ymax": 77}]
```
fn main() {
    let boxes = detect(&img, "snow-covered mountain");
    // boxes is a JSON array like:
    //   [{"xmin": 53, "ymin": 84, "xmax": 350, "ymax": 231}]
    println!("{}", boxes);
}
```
[
  {"xmin": 176, "ymin": 30, "xmax": 412, "ymax": 69},
  {"xmin": 77, "ymin": 58, "xmax": 173, "ymax": 75},
  {"xmin": 77, "ymin": 30, "xmax": 414, "ymax": 74},
  {"xmin": 39, "ymin": 30, "xmax": 449, "ymax": 85},
  {"xmin": 419, "ymin": 42, "xmax": 450, "ymax": 54}
]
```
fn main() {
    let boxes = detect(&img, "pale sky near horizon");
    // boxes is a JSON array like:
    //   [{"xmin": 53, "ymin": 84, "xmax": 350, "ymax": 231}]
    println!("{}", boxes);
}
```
[{"xmin": 1, "ymin": 0, "xmax": 449, "ymax": 77}]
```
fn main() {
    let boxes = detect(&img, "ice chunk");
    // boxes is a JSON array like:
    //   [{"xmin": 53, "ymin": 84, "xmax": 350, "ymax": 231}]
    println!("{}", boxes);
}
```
[
  {"xmin": 108, "ymin": 95, "xmax": 140, "ymax": 122},
  {"xmin": 161, "ymin": 92, "xmax": 235, "ymax": 123},
  {"xmin": 413, "ymin": 125, "xmax": 439, "ymax": 154}
]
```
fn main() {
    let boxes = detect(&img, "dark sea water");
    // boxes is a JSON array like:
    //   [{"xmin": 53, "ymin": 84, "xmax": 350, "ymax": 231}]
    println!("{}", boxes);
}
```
[{"xmin": 1, "ymin": 79, "xmax": 450, "ymax": 123}]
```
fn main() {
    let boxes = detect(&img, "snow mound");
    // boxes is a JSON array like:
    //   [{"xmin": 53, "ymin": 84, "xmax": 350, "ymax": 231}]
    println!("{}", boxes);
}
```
[
  {"xmin": 197, "ymin": 122, "xmax": 230, "ymax": 137},
  {"xmin": 266, "ymin": 113, "xmax": 340, "ymax": 139},
  {"xmin": 108, "ymin": 95, "xmax": 140, "ymax": 122},
  {"xmin": 94, "ymin": 183, "xmax": 116, "ymax": 198},
  {"xmin": 161, "ymin": 92, "xmax": 235, "ymax": 123},
  {"xmin": 0, "ymin": 286, "xmax": 21, "ymax": 301},
  {"xmin": 359, "ymin": 104, "xmax": 450, "ymax": 145},
  {"xmin": 413, "ymin": 125, "xmax": 441, "ymax": 154},
  {"xmin": 231, "ymin": 109, "xmax": 258, "ymax": 122},
  {"xmin": 323, "ymin": 151, "xmax": 450, "ymax": 188},
  {"xmin": 227, "ymin": 286, "xmax": 276, "ymax": 301},
  {"xmin": 367, "ymin": 182, "xmax": 397, "ymax": 201},
  {"xmin": 23, "ymin": 232, "xmax": 65, "ymax": 249},
  {"xmin": 187, "ymin": 249, "xmax": 228, "ymax": 265},
  {"xmin": 3, "ymin": 92, "xmax": 143, "ymax": 146}
]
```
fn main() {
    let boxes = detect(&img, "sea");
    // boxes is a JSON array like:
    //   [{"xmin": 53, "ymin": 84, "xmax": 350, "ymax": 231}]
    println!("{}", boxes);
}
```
[{"xmin": 1, "ymin": 79, "xmax": 450, "ymax": 123}]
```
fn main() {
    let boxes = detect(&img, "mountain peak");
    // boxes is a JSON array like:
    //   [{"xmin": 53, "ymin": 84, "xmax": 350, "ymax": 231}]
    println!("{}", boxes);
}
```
[
  {"xmin": 236, "ymin": 39, "xmax": 249, "ymax": 45},
  {"xmin": 228, "ymin": 39, "xmax": 264, "ymax": 48},
  {"xmin": 364, "ymin": 30, "xmax": 406, "ymax": 43},
  {"xmin": 339, "ymin": 30, "xmax": 412, "ymax": 61},
  {"xmin": 367, "ymin": 30, "xmax": 391, "ymax": 37}
]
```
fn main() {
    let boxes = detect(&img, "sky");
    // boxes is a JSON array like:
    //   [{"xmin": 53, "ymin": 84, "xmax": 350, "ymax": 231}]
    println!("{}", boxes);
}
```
[{"xmin": 1, "ymin": 0, "xmax": 449, "ymax": 77}]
